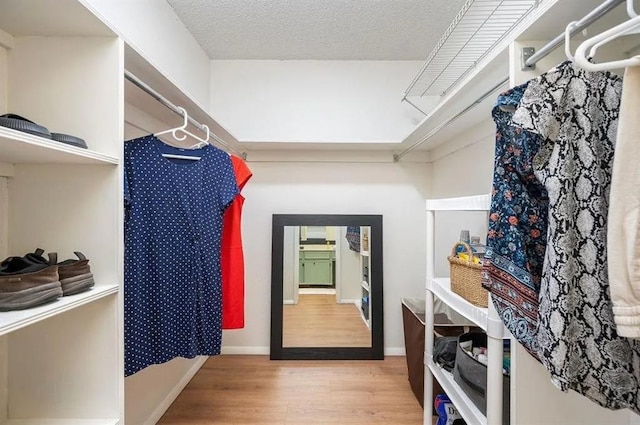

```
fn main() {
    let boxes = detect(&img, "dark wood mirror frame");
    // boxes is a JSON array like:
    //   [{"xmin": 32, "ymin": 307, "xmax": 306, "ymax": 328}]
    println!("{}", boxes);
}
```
[{"xmin": 270, "ymin": 214, "xmax": 384, "ymax": 360}]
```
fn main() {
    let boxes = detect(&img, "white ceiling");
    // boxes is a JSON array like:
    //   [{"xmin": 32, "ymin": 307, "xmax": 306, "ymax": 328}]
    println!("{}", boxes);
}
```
[{"xmin": 166, "ymin": 0, "xmax": 466, "ymax": 60}]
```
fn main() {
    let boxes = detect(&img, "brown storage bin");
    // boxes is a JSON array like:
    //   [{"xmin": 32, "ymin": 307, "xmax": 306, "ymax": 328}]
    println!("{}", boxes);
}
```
[{"xmin": 401, "ymin": 298, "xmax": 466, "ymax": 408}]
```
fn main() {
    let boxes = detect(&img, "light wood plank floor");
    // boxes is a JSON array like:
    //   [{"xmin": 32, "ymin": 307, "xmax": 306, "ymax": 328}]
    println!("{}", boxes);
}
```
[
  {"xmin": 158, "ymin": 355, "xmax": 425, "ymax": 425},
  {"xmin": 283, "ymin": 294, "xmax": 371, "ymax": 347}
]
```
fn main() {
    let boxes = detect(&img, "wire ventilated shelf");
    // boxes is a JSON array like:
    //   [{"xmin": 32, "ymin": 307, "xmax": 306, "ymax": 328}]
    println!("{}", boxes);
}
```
[{"xmin": 404, "ymin": 0, "xmax": 538, "ymax": 98}]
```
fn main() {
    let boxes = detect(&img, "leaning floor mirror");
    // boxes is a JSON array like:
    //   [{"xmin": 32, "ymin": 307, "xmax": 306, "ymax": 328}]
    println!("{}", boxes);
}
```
[{"xmin": 270, "ymin": 214, "xmax": 384, "ymax": 360}]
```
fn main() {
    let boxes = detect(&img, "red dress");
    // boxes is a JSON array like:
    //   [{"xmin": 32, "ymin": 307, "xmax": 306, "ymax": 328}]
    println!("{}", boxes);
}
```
[{"xmin": 221, "ymin": 155, "xmax": 252, "ymax": 329}]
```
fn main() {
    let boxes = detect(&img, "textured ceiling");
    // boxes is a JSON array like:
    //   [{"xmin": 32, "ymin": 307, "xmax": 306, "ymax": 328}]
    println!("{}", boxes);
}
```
[{"xmin": 166, "ymin": 0, "xmax": 466, "ymax": 60}]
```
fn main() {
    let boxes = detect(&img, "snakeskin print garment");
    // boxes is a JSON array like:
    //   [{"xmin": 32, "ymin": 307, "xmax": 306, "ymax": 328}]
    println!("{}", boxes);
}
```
[{"xmin": 513, "ymin": 61, "xmax": 640, "ymax": 413}]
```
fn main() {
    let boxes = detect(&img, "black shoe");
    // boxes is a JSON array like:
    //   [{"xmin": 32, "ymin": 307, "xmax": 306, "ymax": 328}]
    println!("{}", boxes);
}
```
[
  {"xmin": 0, "ymin": 114, "xmax": 52, "ymax": 139},
  {"xmin": 0, "ymin": 256, "xmax": 48, "ymax": 275},
  {"xmin": 1, "ymin": 248, "xmax": 56, "ymax": 275}
]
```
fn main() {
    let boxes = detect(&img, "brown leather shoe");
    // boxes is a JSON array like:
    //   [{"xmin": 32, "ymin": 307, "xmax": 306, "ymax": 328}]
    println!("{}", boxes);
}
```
[
  {"xmin": 0, "ymin": 261, "xmax": 62, "ymax": 311},
  {"xmin": 54, "ymin": 252, "xmax": 95, "ymax": 296}
]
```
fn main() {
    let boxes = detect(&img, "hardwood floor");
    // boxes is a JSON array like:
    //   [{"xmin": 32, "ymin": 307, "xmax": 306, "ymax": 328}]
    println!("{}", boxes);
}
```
[
  {"xmin": 158, "ymin": 355, "xmax": 425, "ymax": 425},
  {"xmin": 283, "ymin": 294, "xmax": 371, "ymax": 347}
]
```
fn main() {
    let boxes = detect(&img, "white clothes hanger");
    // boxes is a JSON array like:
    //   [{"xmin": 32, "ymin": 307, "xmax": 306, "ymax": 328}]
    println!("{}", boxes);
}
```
[
  {"xmin": 628, "ymin": 0, "xmax": 638, "ymax": 18},
  {"xmin": 564, "ymin": 21, "xmax": 580, "ymax": 62},
  {"xmin": 154, "ymin": 106, "xmax": 211, "ymax": 160},
  {"xmin": 588, "ymin": 0, "xmax": 640, "ymax": 58},
  {"xmin": 575, "ymin": 15, "xmax": 640, "ymax": 71}
]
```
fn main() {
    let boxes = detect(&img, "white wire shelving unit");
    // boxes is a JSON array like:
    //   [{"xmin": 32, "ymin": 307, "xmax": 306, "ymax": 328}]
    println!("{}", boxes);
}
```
[
  {"xmin": 424, "ymin": 194, "xmax": 509, "ymax": 425},
  {"xmin": 404, "ymin": 0, "xmax": 538, "ymax": 100}
]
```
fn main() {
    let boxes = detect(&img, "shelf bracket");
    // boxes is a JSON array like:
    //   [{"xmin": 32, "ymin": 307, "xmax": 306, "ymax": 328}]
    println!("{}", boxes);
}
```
[
  {"xmin": 521, "ymin": 47, "xmax": 536, "ymax": 70},
  {"xmin": 401, "ymin": 97, "xmax": 429, "ymax": 116}
]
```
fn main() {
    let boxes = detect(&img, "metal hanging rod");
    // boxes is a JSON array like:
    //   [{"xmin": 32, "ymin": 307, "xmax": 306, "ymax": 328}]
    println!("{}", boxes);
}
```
[
  {"xmin": 124, "ymin": 70, "xmax": 246, "ymax": 159},
  {"xmin": 394, "ymin": 76, "xmax": 509, "ymax": 162},
  {"xmin": 523, "ymin": 0, "xmax": 625, "ymax": 68}
]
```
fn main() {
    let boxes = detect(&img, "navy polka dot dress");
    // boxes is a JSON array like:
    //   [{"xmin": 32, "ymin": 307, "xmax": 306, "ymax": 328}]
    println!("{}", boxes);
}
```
[{"xmin": 124, "ymin": 135, "xmax": 238, "ymax": 376}]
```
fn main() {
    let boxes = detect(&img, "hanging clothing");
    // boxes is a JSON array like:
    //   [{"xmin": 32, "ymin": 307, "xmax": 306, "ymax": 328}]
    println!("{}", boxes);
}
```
[
  {"xmin": 608, "ymin": 66, "xmax": 640, "ymax": 339},
  {"xmin": 124, "ymin": 135, "xmax": 238, "ymax": 376},
  {"xmin": 512, "ymin": 61, "xmax": 640, "ymax": 413},
  {"xmin": 345, "ymin": 226, "xmax": 361, "ymax": 252},
  {"xmin": 221, "ymin": 155, "xmax": 252, "ymax": 330},
  {"xmin": 482, "ymin": 83, "xmax": 548, "ymax": 360}
]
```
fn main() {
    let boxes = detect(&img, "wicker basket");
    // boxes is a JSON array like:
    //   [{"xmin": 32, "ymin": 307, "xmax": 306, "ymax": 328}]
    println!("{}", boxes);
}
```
[{"xmin": 447, "ymin": 242, "xmax": 488, "ymax": 308}]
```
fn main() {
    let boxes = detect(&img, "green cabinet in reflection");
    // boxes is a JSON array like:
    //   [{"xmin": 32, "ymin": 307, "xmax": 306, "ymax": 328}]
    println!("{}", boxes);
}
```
[{"xmin": 299, "ymin": 250, "xmax": 335, "ymax": 285}]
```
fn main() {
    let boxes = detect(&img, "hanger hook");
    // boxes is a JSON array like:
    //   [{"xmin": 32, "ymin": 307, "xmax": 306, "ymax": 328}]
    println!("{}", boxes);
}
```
[
  {"xmin": 629, "ymin": 0, "xmax": 638, "ymax": 18},
  {"xmin": 202, "ymin": 124, "xmax": 210, "ymax": 144},
  {"xmin": 171, "ymin": 128, "xmax": 188, "ymax": 141},
  {"xmin": 171, "ymin": 106, "xmax": 189, "ymax": 140},
  {"xmin": 176, "ymin": 107, "xmax": 189, "ymax": 131},
  {"xmin": 565, "ymin": 21, "xmax": 579, "ymax": 61}
]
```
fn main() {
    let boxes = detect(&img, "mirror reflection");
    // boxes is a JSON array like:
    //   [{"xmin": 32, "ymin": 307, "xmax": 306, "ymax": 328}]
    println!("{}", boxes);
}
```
[
  {"xmin": 270, "ymin": 214, "xmax": 383, "ymax": 360},
  {"xmin": 282, "ymin": 226, "xmax": 372, "ymax": 348}
]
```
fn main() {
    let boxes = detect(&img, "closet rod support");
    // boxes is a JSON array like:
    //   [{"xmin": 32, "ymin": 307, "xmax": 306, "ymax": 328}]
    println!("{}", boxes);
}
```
[
  {"xmin": 401, "ymin": 97, "xmax": 429, "ymax": 116},
  {"xmin": 522, "ymin": 47, "xmax": 536, "ymax": 70},
  {"xmin": 523, "ymin": 0, "xmax": 625, "ymax": 69}
]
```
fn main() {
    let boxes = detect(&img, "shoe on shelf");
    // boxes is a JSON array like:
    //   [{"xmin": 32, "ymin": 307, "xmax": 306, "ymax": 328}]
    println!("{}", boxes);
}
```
[
  {"xmin": 0, "ymin": 256, "xmax": 62, "ymax": 311},
  {"xmin": 0, "ymin": 114, "xmax": 52, "ymax": 139},
  {"xmin": 14, "ymin": 249, "xmax": 95, "ymax": 296},
  {"xmin": 24, "ymin": 248, "xmax": 56, "ymax": 268},
  {"xmin": 1, "ymin": 253, "xmax": 49, "ymax": 274},
  {"xmin": 55, "ymin": 251, "xmax": 95, "ymax": 296},
  {"xmin": 26, "ymin": 249, "xmax": 95, "ymax": 296}
]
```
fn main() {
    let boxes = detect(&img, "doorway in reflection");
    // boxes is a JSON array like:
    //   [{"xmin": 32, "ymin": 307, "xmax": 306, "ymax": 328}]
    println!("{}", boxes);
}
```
[{"xmin": 282, "ymin": 226, "xmax": 372, "ymax": 348}]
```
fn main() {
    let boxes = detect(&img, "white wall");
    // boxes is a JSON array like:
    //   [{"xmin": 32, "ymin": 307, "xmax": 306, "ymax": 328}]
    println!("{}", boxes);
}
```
[
  {"xmin": 222, "ymin": 160, "xmax": 430, "ymax": 354},
  {"xmin": 82, "ymin": 0, "xmax": 211, "ymax": 107},
  {"xmin": 428, "ymin": 124, "xmax": 495, "ymax": 277},
  {"xmin": 0, "ymin": 46, "xmax": 6, "ymax": 115},
  {"xmin": 209, "ymin": 60, "xmax": 426, "ymax": 143},
  {"xmin": 337, "ymin": 227, "xmax": 362, "ymax": 303},
  {"xmin": 0, "ymin": 177, "xmax": 7, "ymax": 422},
  {"xmin": 124, "ymin": 358, "xmax": 206, "ymax": 425}
]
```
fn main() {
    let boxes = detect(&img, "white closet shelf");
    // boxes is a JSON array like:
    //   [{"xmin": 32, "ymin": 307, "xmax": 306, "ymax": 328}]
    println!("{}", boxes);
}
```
[
  {"xmin": 360, "ymin": 250, "xmax": 370, "ymax": 257},
  {"xmin": 426, "ymin": 194, "xmax": 491, "ymax": 211},
  {"xmin": 405, "ymin": 0, "xmax": 537, "ymax": 98},
  {"xmin": 0, "ymin": 127, "xmax": 118, "ymax": 165},
  {"xmin": 428, "ymin": 278, "xmax": 506, "ymax": 339},
  {"xmin": 124, "ymin": 45, "xmax": 246, "ymax": 158},
  {"xmin": 398, "ymin": 0, "xmax": 568, "ymax": 155},
  {"xmin": 0, "ymin": 284, "xmax": 119, "ymax": 336},
  {"xmin": 426, "ymin": 357, "xmax": 486, "ymax": 425},
  {"xmin": 361, "ymin": 281, "xmax": 370, "ymax": 291},
  {"xmin": 4, "ymin": 419, "xmax": 119, "ymax": 425}
]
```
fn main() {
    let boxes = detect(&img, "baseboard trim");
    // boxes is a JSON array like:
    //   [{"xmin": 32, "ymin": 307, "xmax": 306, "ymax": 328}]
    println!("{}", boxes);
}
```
[
  {"xmin": 384, "ymin": 347, "xmax": 406, "ymax": 356},
  {"xmin": 338, "ymin": 298, "xmax": 359, "ymax": 304},
  {"xmin": 221, "ymin": 346, "xmax": 270, "ymax": 355},
  {"xmin": 283, "ymin": 299, "xmax": 295, "ymax": 305},
  {"xmin": 143, "ymin": 356, "xmax": 208, "ymax": 425}
]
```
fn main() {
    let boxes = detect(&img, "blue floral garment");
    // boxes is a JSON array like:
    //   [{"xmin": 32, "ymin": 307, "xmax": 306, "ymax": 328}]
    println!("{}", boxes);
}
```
[
  {"xmin": 124, "ymin": 135, "xmax": 238, "ymax": 376},
  {"xmin": 482, "ymin": 84, "xmax": 548, "ymax": 359},
  {"xmin": 345, "ymin": 226, "xmax": 360, "ymax": 252}
]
